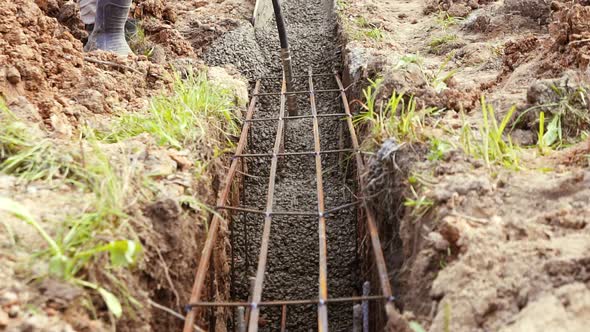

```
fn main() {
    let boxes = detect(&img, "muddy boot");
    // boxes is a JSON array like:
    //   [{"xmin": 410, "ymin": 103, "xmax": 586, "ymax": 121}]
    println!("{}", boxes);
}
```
[{"xmin": 85, "ymin": 0, "xmax": 133, "ymax": 55}]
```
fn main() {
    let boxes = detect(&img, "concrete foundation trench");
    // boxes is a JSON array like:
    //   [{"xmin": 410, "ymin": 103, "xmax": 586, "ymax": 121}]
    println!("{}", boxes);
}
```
[{"xmin": 191, "ymin": 0, "xmax": 396, "ymax": 330}]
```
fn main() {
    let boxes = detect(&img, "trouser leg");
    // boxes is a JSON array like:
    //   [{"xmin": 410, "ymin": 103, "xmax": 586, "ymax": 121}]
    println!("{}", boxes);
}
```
[
  {"xmin": 84, "ymin": 0, "xmax": 133, "ymax": 55},
  {"xmin": 80, "ymin": 0, "xmax": 98, "ymax": 25}
]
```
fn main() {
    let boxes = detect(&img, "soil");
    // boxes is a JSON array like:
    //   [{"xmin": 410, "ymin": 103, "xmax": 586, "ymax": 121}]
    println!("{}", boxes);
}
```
[
  {"xmin": 0, "ymin": 0, "xmax": 249, "ymax": 331},
  {"xmin": 339, "ymin": 0, "xmax": 590, "ymax": 330}
]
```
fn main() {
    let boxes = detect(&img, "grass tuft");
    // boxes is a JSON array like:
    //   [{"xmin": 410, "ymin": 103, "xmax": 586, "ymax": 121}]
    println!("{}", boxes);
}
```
[
  {"xmin": 460, "ymin": 97, "xmax": 520, "ymax": 169},
  {"xmin": 429, "ymin": 34, "xmax": 458, "ymax": 53},
  {"xmin": 0, "ymin": 104, "xmax": 87, "ymax": 184},
  {"xmin": 435, "ymin": 11, "xmax": 464, "ymax": 30},
  {"xmin": 128, "ymin": 23, "xmax": 154, "ymax": 58},
  {"xmin": 100, "ymin": 71, "xmax": 239, "ymax": 151},
  {"xmin": 353, "ymin": 79, "xmax": 436, "ymax": 146}
]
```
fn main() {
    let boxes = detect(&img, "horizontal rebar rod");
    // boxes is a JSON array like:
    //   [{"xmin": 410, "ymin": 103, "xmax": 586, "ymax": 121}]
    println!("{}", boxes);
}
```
[
  {"xmin": 243, "ymin": 113, "xmax": 350, "ymax": 123},
  {"xmin": 234, "ymin": 148, "xmax": 356, "ymax": 158},
  {"xmin": 254, "ymin": 88, "xmax": 341, "ymax": 97},
  {"xmin": 253, "ymin": 73, "xmax": 334, "ymax": 80},
  {"xmin": 215, "ymin": 200, "xmax": 360, "ymax": 217},
  {"xmin": 323, "ymin": 200, "xmax": 362, "ymax": 215},
  {"xmin": 187, "ymin": 295, "xmax": 393, "ymax": 308}
]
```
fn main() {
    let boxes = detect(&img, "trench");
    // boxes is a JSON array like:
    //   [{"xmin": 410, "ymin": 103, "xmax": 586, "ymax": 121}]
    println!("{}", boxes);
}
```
[{"xmin": 203, "ymin": 0, "xmax": 367, "ymax": 330}]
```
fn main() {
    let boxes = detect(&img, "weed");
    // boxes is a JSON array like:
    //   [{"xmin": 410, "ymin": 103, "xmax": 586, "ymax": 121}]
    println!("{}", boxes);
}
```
[
  {"xmin": 365, "ymin": 28, "xmax": 384, "ymax": 41},
  {"xmin": 0, "ymin": 107, "xmax": 87, "ymax": 184},
  {"xmin": 435, "ymin": 11, "xmax": 463, "ymax": 30},
  {"xmin": 336, "ymin": 0, "xmax": 349, "ymax": 11},
  {"xmin": 428, "ymin": 138, "xmax": 454, "ymax": 161},
  {"xmin": 128, "ymin": 22, "xmax": 154, "ymax": 58},
  {"xmin": 429, "ymin": 35, "xmax": 457, "ymax": 47},
  {"xmin": 429, "ymin": 34, "xmax": 458, "ymax": 53},
  {"xmin": 404, "ymin": 185, "xmax": 434, "ymax": 217},
  {"xmin": 353, "ymin": 79, "xmax": 435, "ymax": 145},
  {"xmin": 346, "ymin": 15, "xmax": 385, "ymax": 41},
  {"xmin": 513, "ymin": 84, "xmax": 589, "ymax": 146},
  {"xmin": 0, "ymin": 197, "xmax": 141, "ymax": 318},
  {"xmin": 394, "ymin": 53, "xmax": 425, "ymax": 70},
  {"xmin": 355, "ymin": 16, "xmax": 370, "ymax": 28},
  {"xmin": 537, "ymin": 111, "xmax": 548, "ymax": 154},
  {"xmin": 394, "ymin": 52, "xmax": 457, "ymax": 93},
  {"xmin": 537, "ymin": 111, "xmax": 562, "ymax": 154},
  {"xmin": 461, "ymin": 97, "xmax": 520, "ymax": 168},
  {"xmin": 101, "ymin": 71, "xmax": 239, "ymax": 152},
  {"xmin": 549, "ymin": 84, "xmax": 589, "ymax": 137},
  {"xmin": 0, "ymin": 111, "xmax": 142, "ymax": 319}
]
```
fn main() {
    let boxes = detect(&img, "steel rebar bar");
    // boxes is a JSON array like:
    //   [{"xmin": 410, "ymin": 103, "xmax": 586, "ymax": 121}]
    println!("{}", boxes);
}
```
[
  {"xmin": 243, "ymin": 113, "xmax": 349, "ymax": 123},
  {"xmin": 253, "ymin": 88, "xmax": 341, "ymax": 96},
  {"xmin": 234, "ymin": 148, "xmax": 356, "ymax": 158},
  {"xmin": 334, "ymin": 72, "xmax": 398, "ymax": 322},
  {"xmin": 187, "ymin": 295, "xmax": 391, "ymax": 308},
  {"xmin": 247, "ymin": 77, "xmax": 288, "ymax": 332},
  {"xmin": 308, "ymin": 68, "xmax": 329, "ymax": 331},
  {"xmin": 182, "ymin": 81, "xmax": 262, "ymax": 332}
]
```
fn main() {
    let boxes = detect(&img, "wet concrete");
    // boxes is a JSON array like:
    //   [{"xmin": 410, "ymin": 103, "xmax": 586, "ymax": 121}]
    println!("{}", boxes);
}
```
[{"xmin": 205, "ymin": 0, "xmax": 359, "ymax": 330}]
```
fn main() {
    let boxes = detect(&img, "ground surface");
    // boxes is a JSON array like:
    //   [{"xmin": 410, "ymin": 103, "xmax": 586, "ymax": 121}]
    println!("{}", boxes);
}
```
[
  {"xmin": 0, "ymin": 0, "xmax": 250, "ymax": 331},
  {"xmin": 338, "ymin": 0, "xmax": 590, "ymax": 331}
]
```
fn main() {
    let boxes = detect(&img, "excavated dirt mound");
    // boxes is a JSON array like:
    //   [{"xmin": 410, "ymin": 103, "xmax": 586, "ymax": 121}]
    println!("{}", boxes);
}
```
[
  {"xmin": 0, "ymin": 0, "xmax": 249, "ymax": 331},
  {"xmin": 0, "ymin": 0, "xmax": 171, "ymax": 136}
]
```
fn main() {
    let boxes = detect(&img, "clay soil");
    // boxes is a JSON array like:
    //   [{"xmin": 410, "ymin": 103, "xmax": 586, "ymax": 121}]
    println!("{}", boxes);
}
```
[
  {"xmin": 338, "ymin": 0, "xmax": 590, "ymax": 331},
  {"xmin": 0, "ymin": 0, "xmax": 251, "ymax": 331}
]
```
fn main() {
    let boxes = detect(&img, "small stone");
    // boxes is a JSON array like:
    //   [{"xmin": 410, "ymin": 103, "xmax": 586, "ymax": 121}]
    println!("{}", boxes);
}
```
[
  {"xmin": 510, "ymin": 129, "xmax": 535, "ymax": 146},
  {"xmin": 0, "ymin": 291, "xmax": 18, "ymax": 305},
  {"xmin": 168, "ymin": 151, "xmax": 193, "ymax": 171},
  {"xmin": 76, "ymin": 89, "xmax": 106, "ymax": 114},
  {"xmin": 6, "ymin": 66, "xmax": 21, "ymax": 84},
  {"xmin": 7, "ymin": 305, "xmax": 20, "ymax": 318},
  {"xmin": 428, "ymin": 231, "xmax": 450, "ymax": 251},
  {"xmin": 448, "ymin": 3, "xmax": 471, "ymax": 17},
  {"xmin": 145, "ymin": 150, "xmax": 177, "ymax": 177}
]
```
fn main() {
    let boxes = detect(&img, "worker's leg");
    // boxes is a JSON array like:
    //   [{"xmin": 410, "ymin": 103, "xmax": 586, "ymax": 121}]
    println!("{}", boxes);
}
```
[
  {"xmin": 84, "ymin": 0, "xmax": 133, "ymax": 55},
  {"xmin": 80, "ymin": 0, "xmax": 98, "ymax": 25}
]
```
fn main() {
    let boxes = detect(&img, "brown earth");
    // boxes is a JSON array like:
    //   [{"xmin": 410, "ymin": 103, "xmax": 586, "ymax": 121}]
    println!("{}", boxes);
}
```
[
  {"xmin": 0, "ymin": 0, "xmax": 251, "ymax": 331},
  {"xmin": 339, "ymin": 0, "xmax": 590, "ymax": 330}
]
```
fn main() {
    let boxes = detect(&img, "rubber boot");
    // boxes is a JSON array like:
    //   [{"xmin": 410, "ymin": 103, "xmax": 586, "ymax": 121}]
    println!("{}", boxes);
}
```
[{"xmin": 85, "ymin": 0, "xmax": 133, "ymax": 55}]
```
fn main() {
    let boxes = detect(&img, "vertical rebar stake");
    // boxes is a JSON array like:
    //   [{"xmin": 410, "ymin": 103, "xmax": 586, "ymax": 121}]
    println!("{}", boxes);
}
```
[
  {"xmin": 362, "ymin": 281, "xmax": 370, "ymax": 332},
  {"xmin": 237, "ymin": 306, "xmax": 246, "ymax": 332},
  {"xmin": 353, "ymin": 304, "xmax": 362, "ymax": 332}
]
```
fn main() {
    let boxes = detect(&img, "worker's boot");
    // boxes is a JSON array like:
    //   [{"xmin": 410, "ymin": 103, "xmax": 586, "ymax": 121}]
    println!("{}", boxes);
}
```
[{"xmin": 85, "ymin": 0, "xmax": 133, "ymax": 55}]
